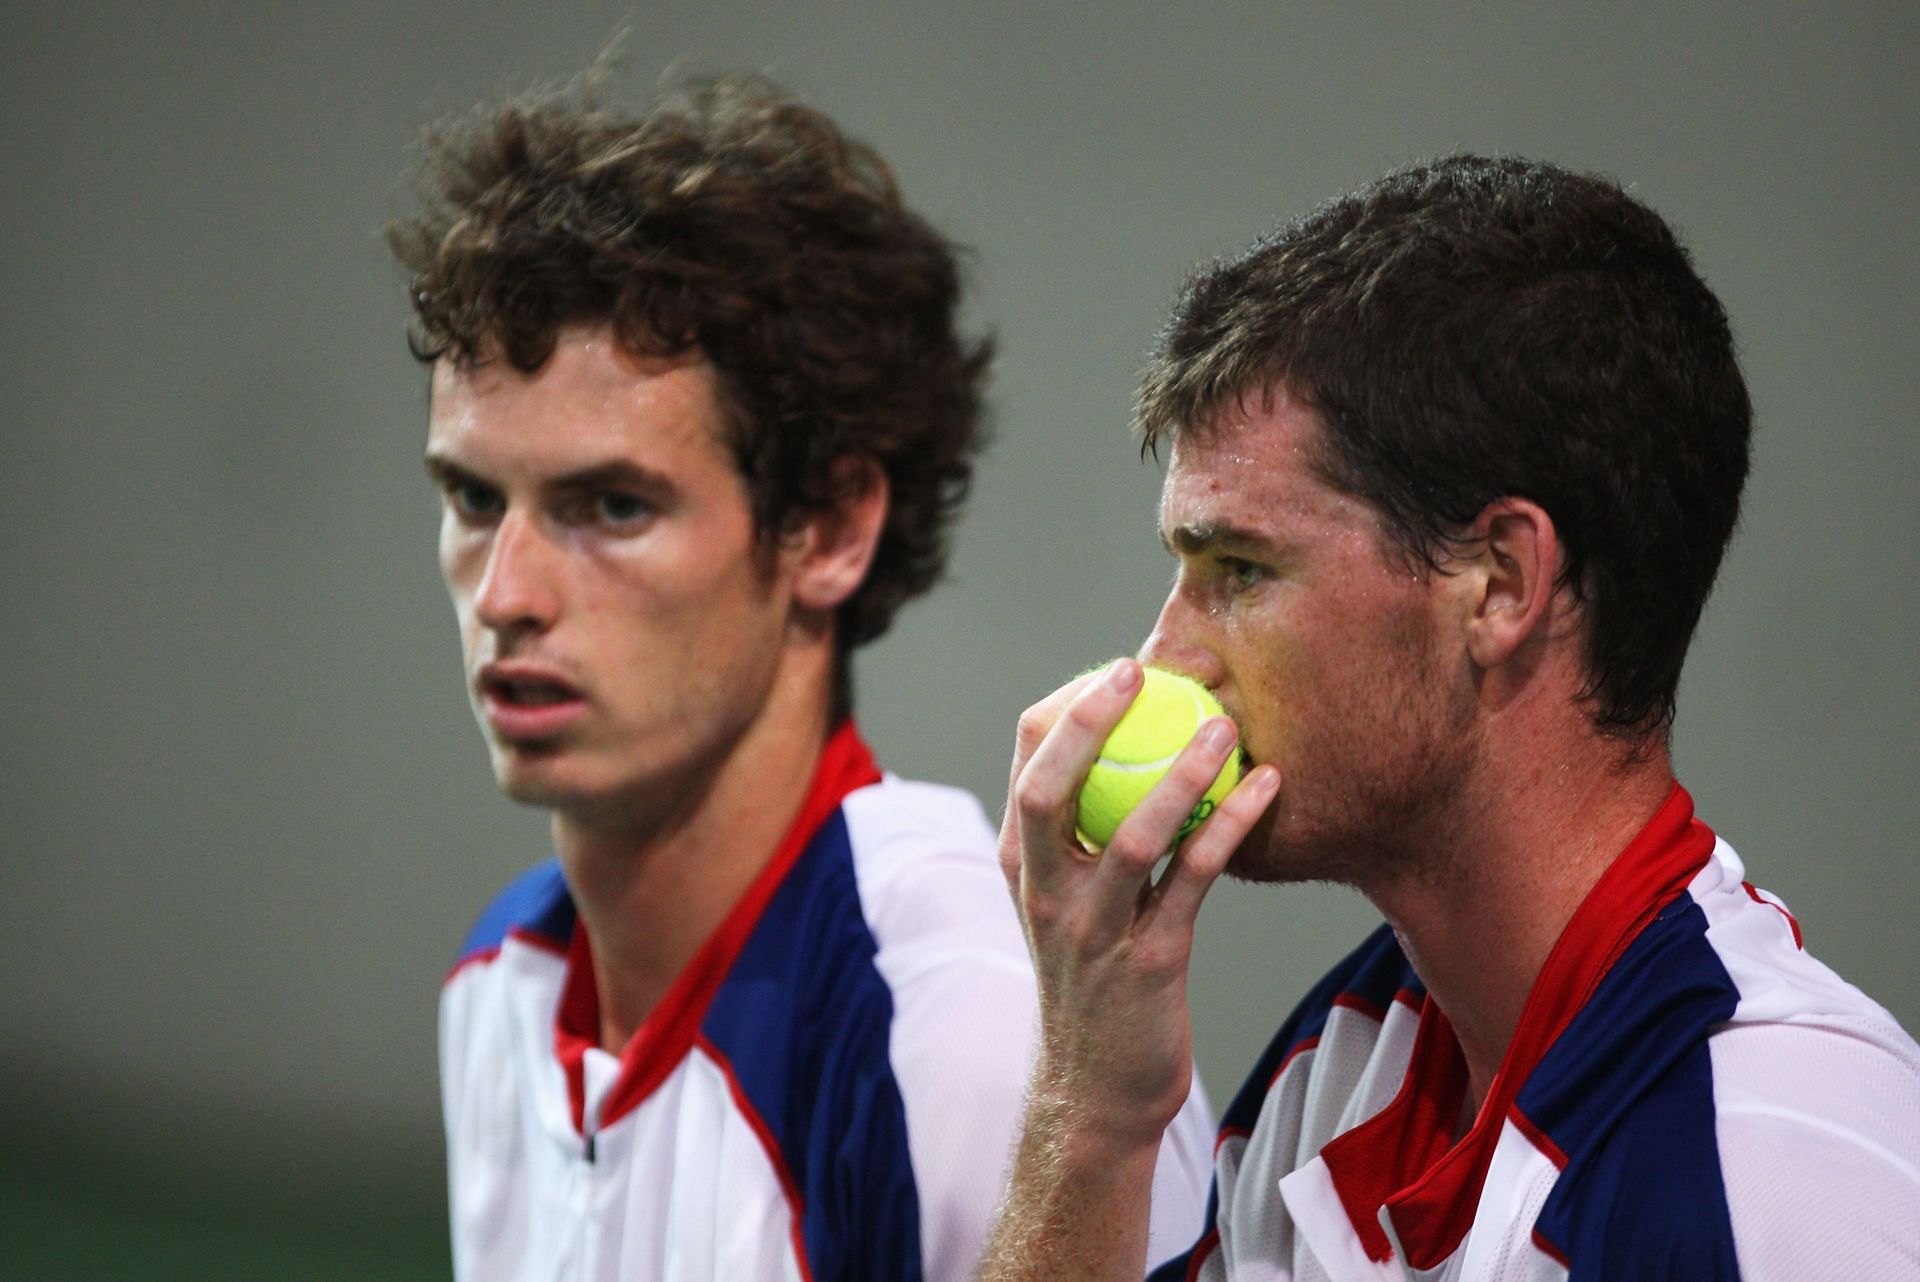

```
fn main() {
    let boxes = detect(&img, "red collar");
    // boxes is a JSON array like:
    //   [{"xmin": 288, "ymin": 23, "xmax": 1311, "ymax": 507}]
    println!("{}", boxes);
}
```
[
  {"xmin": 1321, "ymin": 783, "xmax": 1716, "ymax": 1268},
  {"xmin": 552, "ymin": 722, "xmax": 882, "ymax": 1134}
]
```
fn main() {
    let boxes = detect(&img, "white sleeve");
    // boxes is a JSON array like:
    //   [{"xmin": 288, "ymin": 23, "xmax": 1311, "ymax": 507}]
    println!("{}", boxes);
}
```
[
  {"xmin": 845, "ymin": 781, "xmax": 1041, "ymax": 1282},
  {"xmin": 882, "ymin": 942, "xmax": 1041, "ymax": 1282},
  {"xmin": 1711, "ymin": 1017, "xmax": 1920, "ymax": 1279},
  {"xmin": 878, "ymin": 910, "xmax": 1217, "ymax": 1282},
  {"xmin": 1147, "ymin": 1069, "xmax": 1217, "ymax": 1273},
  {"xmin": 1718, "ymin": 1107, "xmax": 1920, "ymax": 1278}
]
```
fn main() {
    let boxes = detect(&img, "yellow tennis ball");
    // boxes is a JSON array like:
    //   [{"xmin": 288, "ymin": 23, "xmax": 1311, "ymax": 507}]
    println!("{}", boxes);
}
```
[{"xmin": 1075, "ymin": 667, "xmax": 1240, "ymax": 851}]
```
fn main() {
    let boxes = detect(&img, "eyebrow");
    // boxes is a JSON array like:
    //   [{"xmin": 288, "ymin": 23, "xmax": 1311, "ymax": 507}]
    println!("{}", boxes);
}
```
[
  {"xmin": 542, "ymin": 460, "xmax": 676, "ymax": 498},
  {"xmin": 423, "ymin": 453, "xmax": 676, "ymax": 500},
  {"xmin": 422, "ymin": 453, "xmax": 474, "ymax": 488},
  {"xmin": 1160, "ymin": 519, "xmax": 1287, "ymax": 559}
]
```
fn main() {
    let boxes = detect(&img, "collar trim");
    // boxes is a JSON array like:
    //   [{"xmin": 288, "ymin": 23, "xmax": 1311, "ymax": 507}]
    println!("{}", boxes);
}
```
[
  {"xmin": 552, "ymin": 722, "xmax": 882, "ymax": 1134},
  {"xmin": 1321, "ymin": 783, "xmax": 1715, "ymax": 1268}
]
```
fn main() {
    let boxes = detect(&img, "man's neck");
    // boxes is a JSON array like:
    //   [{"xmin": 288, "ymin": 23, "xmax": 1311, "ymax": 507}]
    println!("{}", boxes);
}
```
[
  {"xmin": 1365, "ymin": 727, "xmax": 1675, "ymax": 1110},
  {"xmin": 554, "ymin": 658, "xmax": 836, "ymax": 1054}
]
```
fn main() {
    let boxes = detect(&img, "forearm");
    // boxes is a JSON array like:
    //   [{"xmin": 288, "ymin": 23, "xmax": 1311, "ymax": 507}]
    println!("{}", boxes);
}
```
[
  {"xmin": 981, "ymin": 660, "xmax": 1275, "ymax": 1281},
  {"xmin": 978, "ymin": 1088, "xmax": 1160, "ymax": 1282}
]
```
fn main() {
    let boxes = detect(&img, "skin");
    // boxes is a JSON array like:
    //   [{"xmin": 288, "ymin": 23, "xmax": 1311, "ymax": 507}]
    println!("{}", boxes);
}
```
[
  {"xmin": 426, "ymin": 328, "xmax": 886, "ymax": 1049},
  {"xmin": 1146, "ymin": 388, "xmax": 1483, "ymax": 890},
  {"xmin": 980, "ymin": 387, "xmax": 1674, "ymax": 1281}
]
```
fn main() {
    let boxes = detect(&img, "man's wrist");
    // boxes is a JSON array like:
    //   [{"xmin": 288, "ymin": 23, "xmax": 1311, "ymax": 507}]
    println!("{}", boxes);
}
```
[
  {"xmin": 1022, "ymin": 1078, "xmax": 1172, "ymax": 1178},
  {"xmin": 979, "ymin": 1082, "xmax": 1165, "ymax": 1282}
]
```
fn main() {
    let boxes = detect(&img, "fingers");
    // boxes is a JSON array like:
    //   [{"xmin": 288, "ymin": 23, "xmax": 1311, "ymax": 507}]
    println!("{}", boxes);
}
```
[
  {"xmin": 1153, "ymin": 763, "xmax": 1280, "ymax": 925},
  {"xmin": 1002, "ymin": 663, "xmax": 1115, "ymax": 830},
  {"xmin": 1087, "ymin": 715, "xmax": 1276, "ymax": 940},
  {"xmin": 1087, "ymin": 712, "xmax": 1235, "ymax": 892},
  {"xmin": 1009, "ymin": 664, "xmax": 1113, "ymax": 774},
  {"xmin": 998, "ymin": 661, "xmax": 1125, "ymax": 887},
  {"xmin": 1006, "ymin": 659, "xmax": 1145, "ymax": 894},
  {"xmin": 1002, "ymin": 659, "xmax": 1281, "ymax": 954}
]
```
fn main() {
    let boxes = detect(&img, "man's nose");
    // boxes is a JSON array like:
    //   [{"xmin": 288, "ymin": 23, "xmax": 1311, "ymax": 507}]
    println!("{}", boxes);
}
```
[
  {"xmin": 473, "ymin": 511, "xmax": 560, "ymax": 634},
  {"xmin": 1138, "ymin": 584, "xmax": 1222, "ymax": 688}
]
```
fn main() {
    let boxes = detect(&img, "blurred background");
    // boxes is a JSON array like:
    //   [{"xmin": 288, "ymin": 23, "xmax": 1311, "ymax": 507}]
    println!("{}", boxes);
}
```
[{"xmin": 4, "ymin": 2, "xmax": 1915, "ymax": 1276}]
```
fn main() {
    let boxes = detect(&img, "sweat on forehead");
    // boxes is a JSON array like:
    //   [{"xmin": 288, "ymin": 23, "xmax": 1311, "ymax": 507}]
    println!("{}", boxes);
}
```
[{"xmin": 1160, "ymin": 383, "xmax": 1344, "ymax": 496}]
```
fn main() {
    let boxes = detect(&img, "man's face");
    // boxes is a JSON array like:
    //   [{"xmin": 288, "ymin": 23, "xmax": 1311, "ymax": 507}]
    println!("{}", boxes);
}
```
[
  {"xmin": 426, "ymin": 331, "xmax": 797, "ymax": 822},
  {"xmin": 1145, "ymin": 387, "xmax": 1481, "ymax": 885}
]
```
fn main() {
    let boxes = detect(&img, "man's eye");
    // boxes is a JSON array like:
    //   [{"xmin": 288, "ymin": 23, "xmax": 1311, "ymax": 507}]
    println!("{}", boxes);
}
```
[
  {"xmin": 592, "ymin": 491, "xmax": 651, "ymax": 525},
  {"xmin": 1223, "ymin": 558, "xmax": 1267, "ymax": 590},
  {"xmin": 449, "ymin": 482, "xmax": 502, "ymax": 520}
]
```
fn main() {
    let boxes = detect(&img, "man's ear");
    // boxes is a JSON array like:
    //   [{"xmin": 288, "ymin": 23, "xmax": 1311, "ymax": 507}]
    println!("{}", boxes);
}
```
[
  {"xmin": 789, "ymin": 457, "xmax": 889, "ymax": 614},
  {"xmin": 1457, "ymin": 497, "xmax": 1563, "ymax": 670}
]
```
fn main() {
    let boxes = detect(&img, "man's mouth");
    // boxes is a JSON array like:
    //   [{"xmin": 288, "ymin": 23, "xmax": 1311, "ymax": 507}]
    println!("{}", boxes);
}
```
[
  {"xmin": 476, "ymin": 665, "xmax": 588, "ymax": 740},
  {"xmin": 484, "ymin": 675, "xmax": 581, "ymax": 707}
]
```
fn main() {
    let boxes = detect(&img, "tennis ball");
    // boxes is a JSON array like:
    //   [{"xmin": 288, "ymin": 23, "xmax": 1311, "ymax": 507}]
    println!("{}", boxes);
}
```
[{"xmin": 1075, "ymin": 667, "xmax": 1240, "ymax": 851}]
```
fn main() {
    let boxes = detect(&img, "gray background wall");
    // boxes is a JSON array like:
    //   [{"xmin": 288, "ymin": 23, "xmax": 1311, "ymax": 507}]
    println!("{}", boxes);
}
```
[{"xmin": 4, "ymin": 3, "xmax": 1915, "ymax": 1275}]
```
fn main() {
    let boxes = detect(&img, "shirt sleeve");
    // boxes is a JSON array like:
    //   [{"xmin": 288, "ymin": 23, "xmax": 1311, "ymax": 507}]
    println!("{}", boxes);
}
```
[
  {"xmin": 877, "ymin": 946, "xmax": 1040, "ymax": 1282},
  {"xmin": 1710, "ymin": 1014, "xmax": 1920, "ymax": 1279},
  {"xmin": 1147, "ymin": 1072, "xmax": 1216, "ymax": 1274},
  {"xmin": 1717, "ymin": 1104, "xmax": 1920, "ymax": 1279},
  {"xmin": 835, "ymin": 780, "xmax": 1037, "ymax": 1281}
]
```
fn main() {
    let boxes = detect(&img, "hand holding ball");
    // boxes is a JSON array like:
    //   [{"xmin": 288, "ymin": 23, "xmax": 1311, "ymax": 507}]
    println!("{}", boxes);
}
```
[{"xmin": 1075, "ymin": 667, "xmax": 1241, "ymax": 851}]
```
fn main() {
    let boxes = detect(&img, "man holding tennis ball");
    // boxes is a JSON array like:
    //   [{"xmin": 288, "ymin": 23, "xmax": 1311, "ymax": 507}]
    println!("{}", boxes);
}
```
[{"xmin": 982, "ymin": 157, "xmax": 1920, "ymax": 1280}]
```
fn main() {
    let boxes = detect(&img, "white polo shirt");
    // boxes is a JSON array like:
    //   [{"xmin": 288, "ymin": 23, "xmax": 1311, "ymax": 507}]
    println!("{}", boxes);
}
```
[{"xmin": 442, "ymin": 724, "xmax": 1215, "ymax": 1281}]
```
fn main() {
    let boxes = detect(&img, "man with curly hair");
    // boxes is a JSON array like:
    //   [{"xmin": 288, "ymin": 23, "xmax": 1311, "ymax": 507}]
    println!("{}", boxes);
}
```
[{"xmin": 394, "ymin": 76, "xmax": 1211, "ymax": 1282}]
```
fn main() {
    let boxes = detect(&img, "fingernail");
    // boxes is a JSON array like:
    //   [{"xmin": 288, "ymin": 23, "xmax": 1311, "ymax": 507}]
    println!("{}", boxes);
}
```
[
  {"xmin": 1200, "ymin": 718, "xmax": 1235, "ymax": 751},
  {"xmin": 1106, "ymin": 658, "xmax": 1140, "ymax": 692}
]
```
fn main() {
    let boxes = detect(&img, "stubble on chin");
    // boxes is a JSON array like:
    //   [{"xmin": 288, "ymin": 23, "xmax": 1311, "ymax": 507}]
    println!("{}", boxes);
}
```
[
  {"xmin": 1228, "ymin": 643, "xmax": 1482, "ymax": 890},
  {"xmin": 1225, "ymin": 741, "xmax": 1477, "ymax": 891},
  {"xmin": 488, "ymin": 739, "xmax": 579, "ymax": 810}
]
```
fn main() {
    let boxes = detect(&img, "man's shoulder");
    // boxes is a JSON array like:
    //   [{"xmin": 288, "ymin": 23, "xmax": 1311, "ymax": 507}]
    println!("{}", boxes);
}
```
[
  {"xmin": 838, "ymin": 773, "xmax": 997, "ymax": 868},
  {"xmin": 1521, "ymin": 835, "xmax": 1920, "ymax": 1274},
  {"xmin": 725, "ymin": 772, "xmax": 1021, "ymax": 1008},
  {"xmin": 1524, "ymin": 835, "xmax": 1918, "ymax": 1133},
  {"xmin": 700, "ymin": 773, "xmax": 1040, "ymax": 1269},
  {"xmin": 716, "ymin": 772, "xmax": 1035, "ymax": 1120},
  {"xmin": 833, "ymin": 773, "xmax": 1019, "ymax": 953},
  {"xmin": 1526, "ymin": 1008, "xmax": 1920, "ymax": 1278},
  {"xmin": 1216, "ymin": 924, "xmax": 1416, "ymax": 1134},
  {"xmin": 447, "ymin": 858, "xmax": 574, "ymax": 976}
]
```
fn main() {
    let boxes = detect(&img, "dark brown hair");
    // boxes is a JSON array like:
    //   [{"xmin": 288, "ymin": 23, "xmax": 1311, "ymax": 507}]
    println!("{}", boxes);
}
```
[
  {"xmin": 390, "ymin": 73, "xmax": 991, "ymax": 653},
  {"xmin": 1138, "ymin": 155, "xmax": 1751, "ymax": 738}
]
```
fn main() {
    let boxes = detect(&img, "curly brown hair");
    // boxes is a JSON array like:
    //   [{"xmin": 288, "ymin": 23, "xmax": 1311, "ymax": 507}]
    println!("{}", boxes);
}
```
[{"xmin": 389, "ymin": 73, "xmax": 992, "ymax": 656}]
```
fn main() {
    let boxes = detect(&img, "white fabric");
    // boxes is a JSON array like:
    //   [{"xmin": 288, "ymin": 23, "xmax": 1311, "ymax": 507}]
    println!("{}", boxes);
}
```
[
  {"xmin": 1693, "ymin": 839, "xmax": 1920, "ymax": 1281},
  {"xmin": 442, "ymin": 773, "xmax": 1214, "ymax": 1282}
]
